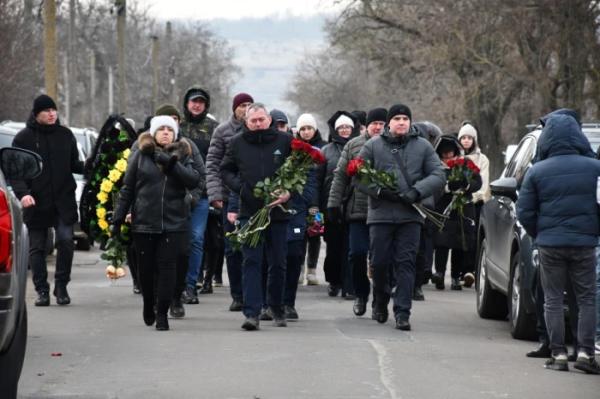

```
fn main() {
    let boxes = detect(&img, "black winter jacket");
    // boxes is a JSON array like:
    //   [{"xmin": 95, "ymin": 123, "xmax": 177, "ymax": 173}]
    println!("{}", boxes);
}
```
[
  {"xmin": 12, "ymin": 114, "xmax": 84, "ymax": 228},
  {"xmin": 113, "ymin": 133, "xmax": 200, "ymax": 234},
  {"xmin": 220, "ymin": 127, "xmax": 292, "ymax": 221}
]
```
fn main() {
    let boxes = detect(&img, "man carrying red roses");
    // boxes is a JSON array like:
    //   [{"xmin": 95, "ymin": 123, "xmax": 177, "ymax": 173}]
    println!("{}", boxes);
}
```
[{"xmin": 356, "ymin": 104, "xmax": 445, "ymax": 331}]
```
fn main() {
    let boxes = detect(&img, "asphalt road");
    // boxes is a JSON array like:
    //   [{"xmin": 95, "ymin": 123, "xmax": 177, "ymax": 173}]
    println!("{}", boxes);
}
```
[{"xmin": 18, "ymin": 247, "xmax": 599, "ymax": 398}]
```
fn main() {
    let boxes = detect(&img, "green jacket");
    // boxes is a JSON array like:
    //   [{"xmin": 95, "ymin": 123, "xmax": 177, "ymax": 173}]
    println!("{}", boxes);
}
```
[{"xmin": 327, "ymin": 133, "xmax": 370, "ymax": 221}]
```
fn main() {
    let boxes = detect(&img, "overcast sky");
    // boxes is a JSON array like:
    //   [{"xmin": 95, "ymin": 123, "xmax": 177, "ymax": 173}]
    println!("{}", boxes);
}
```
[{"xmin": 137, "ymin": 0, "xmax": 345, "ymax": 20}]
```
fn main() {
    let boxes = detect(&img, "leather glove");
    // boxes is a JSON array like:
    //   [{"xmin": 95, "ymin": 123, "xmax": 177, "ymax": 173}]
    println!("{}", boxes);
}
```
[
  {"xmin": 398, "ymin": 188, "xmax": 420, "ymax": 205},
  {"xmin": 448, "ymin": 179, "xmax": 467, "ymax": 192},
  {"xmin": 326, "ymin": 207, "xmax": 343, "ymax": 224},
  {"xmin": 154, "ymin": 151, "xmax": 173, "ymax": 166},
  {"xmin": 377, "ymin": 188, "xmax": 401, "ymax": 202}
]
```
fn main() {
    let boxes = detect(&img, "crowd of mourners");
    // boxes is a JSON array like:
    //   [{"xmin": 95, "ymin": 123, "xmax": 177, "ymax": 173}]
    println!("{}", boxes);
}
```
[{"xmin": 12, "ymin": 89, "xmax": 600, "ymax": 375}]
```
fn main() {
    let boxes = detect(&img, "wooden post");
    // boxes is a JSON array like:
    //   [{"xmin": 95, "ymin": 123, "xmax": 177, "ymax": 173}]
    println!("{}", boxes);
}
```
[{"xmin": 43, "ymin": 0, "xmax": 58, "ymax": 99}]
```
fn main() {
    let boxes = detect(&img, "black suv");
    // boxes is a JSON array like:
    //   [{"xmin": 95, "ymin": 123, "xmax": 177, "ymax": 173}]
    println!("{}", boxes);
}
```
[{"xmin": 476, "ymin": 123, "xmax": 600, "ymax": 340}]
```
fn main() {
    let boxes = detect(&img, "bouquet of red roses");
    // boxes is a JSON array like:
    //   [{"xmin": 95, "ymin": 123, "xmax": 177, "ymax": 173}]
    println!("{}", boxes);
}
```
[
  {"xmin": 346, "ymin": 157, "xmax": 447, "ymax": 229},
  {"xmin": 227, "ymin": 139, "xmax": 325, "ymax": 248},
  {"xmin": 444, "ymin": 157, "xmax": 480, "ymax": 217}
]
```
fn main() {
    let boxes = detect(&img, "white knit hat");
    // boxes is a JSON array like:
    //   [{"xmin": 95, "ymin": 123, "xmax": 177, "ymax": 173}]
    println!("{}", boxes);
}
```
[
  {"xmin": 150, "ymin": 115, "xmax": 178, "ymax": 139},
  {"xmin": 296, "ymin": 113, "xmax": 317, "ymax": 130},
  {"xmin": 458, "ymin": 123, "xmax": 477, "ymax": 140},
  {"xmin": 334, "ymin": 114, "xmax": 354, "ymax": 130}
]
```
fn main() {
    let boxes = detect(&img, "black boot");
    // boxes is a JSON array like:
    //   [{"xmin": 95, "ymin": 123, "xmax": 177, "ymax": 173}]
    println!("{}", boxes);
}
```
[
  {"xmin": 155, "ymin": 313, "xmax": 169, "ymax": 331},
  {"xmin": 526, "ymin": 343, "xmax": 551, "ymax": 358},
  {"xmin": 199, "ymin": 279, "xmax": 213, "ymax": 294},
  {"xmin": 169, "ymin": 298, "xmax": 185, "ymax": 318},
  {"xmin": 35, "ymin": 291, "xmax": 50, "ymax": 307},
  {"xmin": 53, "ymin": 285, "xmax": 71, "ymax": 305},
  {"xmin": 413, "ymin": 285, "xmax": 425, "ymax": 301},
  {"xmin": 353, "ymin": 297, "xmax": 367, "ymax": 316},
  {"xmin": 143, "ymin": 301, "xmax": 156, "ymax": 326}
]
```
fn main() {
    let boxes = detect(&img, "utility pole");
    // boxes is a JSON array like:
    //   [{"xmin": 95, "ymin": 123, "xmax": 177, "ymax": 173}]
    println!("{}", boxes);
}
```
[
  {"xmin": 43, "ymin": 0, "xmax": 58, "ymax": 99},
  {"xmin": 66, "ymin": 0, "xmax": 76, "ymax": 125},
  {"xmin": 89, "ymin": 51, "xmax": 96, "ymax": 126},
  {"xmin": 166, "ymin": 21, "xmax": 177, "ymax": 104},
  {"xmin": 115, "ymin": 0, "xmax": 127, "ymax": 113},
  {"xmin": 151, "ymin": 35, "xmax": 159, "ymax": 112},
  {"xmin": 108, "ymin": 66, "xmax": 114, "ymax": 114}
]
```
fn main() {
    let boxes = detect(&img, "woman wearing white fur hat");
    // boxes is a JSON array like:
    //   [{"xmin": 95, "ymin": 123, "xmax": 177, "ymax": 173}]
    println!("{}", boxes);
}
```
[{"xmin": 113, "ymin": 116, "xmax": 200, "ymax": 331}]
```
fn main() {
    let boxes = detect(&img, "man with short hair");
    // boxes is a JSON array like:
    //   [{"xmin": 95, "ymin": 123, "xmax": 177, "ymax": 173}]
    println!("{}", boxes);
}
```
[
  {"xmin": 220, "ymin": 103, "xmax": 292, "ymax": 330},
  {"xmin": 270, "ymin": 109, "xmax": 289, "ymax": 133},
  {"xmin": 358, "ymin": 104, "xmax": 445, "ymax": 331},
  {"xmin": 328, "ymin": 107, "xmax": 387, "ymax": 317},
  {"xmin": 12, "ymin": 94, "xmax": 84, "ymax": 306},
  {"xmin": 206, "ymin": 92, "xmax": 254, "ymax": 311},
  {"xmin": 517, "ymin": 109, "xmax": 600, "ymax": 374}
]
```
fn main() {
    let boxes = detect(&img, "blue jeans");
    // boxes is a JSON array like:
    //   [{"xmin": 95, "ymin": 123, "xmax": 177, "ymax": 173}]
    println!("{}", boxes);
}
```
[
  {"xmin": 596, "ymin": 245, "xmax": 600, "ymax": 342},
  {"xmin": 241, "ymin": 221, "xmax": 288, "ymax": 318},
  {"xmin": 185, "ymin": 199, "xmax": 209, "ymax": 289}
]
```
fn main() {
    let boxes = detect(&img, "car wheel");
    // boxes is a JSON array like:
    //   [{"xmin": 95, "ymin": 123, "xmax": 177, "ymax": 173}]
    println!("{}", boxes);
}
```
[
  {"xmin": 76, "ymin": 237, "xmax": 91, "ymax": 251},
  {"xmin": 476, "ymin": 238, "xmax": 508, "ymax": 319},
  {"xmin": 0, "ymin": 305, "xmax": 27, "ymax": 399},
  {"xmin": 508, "ymin": 251, "xmax": 537, "ymax": 340}
]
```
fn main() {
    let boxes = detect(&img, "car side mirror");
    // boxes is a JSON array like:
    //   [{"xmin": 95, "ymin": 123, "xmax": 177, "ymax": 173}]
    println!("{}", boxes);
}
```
[
  {"xmin": 490, "ymin": 177, "xmax": 518, "ymax": 202},
  {"xmin": 0, "ymin": 147, "xmax": 43, "ymax": 180}
]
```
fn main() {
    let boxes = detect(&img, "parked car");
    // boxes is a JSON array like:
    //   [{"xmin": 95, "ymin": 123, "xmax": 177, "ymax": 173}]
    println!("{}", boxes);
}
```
[
  {"xmin": 0, "ymin": 147, "xmax": 43, "ymax": 398},
  {"xmin": 0, "ymin": 122, "xmax": 92, "ymax": 250},
  {"xmin": 476, "ymin": 123, "xmax": 600, "ymax": 340}
]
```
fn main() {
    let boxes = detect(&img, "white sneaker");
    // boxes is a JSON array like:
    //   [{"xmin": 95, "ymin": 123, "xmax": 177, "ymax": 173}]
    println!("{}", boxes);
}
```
[
  {"xmin": 306, "ymin": 272, "xmax": 319, "ymax": 286},
  {"xmin": 595, "ymin": 342, "xmax": 600, "ymax": 355}
]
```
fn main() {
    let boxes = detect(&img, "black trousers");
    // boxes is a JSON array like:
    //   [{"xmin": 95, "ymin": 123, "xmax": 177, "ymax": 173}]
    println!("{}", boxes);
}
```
[
  {"xmin": 29, "ymin": 220, "xmax": 74, "ymax": 293},
  {"xmin": 415, "ymin": 222, "xmax": 434, "ymax": 286},
  {"xmin": 323, "ymin": 221, "xmax": 348, "ymax": 287},
  {"xmin": 304, "ymin": 235, "xmax": 321, "ymax": 269},
  {"xmin": 203, "ymin": 211, "xmax": 224, "ymax": 283},
  {"xmin": 126, "ymin": 243, "xmax": 138, "ymax": 286},
  {"xmin": 284, "ymin": 240, "xmax": 305, "ymax": 307},
  {"xmin": 434, "ymin": 248, "xmax": 463, "ymax": 279},
  {"xmin": 133, "ymin": 232, "xmax": 187, "ymax": 316}
]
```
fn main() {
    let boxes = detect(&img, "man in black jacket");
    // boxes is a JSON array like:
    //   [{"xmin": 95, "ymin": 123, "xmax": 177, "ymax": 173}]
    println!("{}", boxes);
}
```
[
  {"xmin": 12, "ymin": 94, "xmax": 84, "ymax": 306},
  {"xmin": 221, "ymin": 103, "xmax": 292, "ymax": 330}
]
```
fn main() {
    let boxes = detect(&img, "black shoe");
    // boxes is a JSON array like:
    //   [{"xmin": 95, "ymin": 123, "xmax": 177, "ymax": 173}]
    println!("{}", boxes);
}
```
[
  {"xmin": 423, "ymin": 270, "xmax": 432, "ymax": 285},
  {"xmin": 342, "ymin": 292, "xmax": 356, "ymax": 300},
  {"xmin": 450, "ymin": 278, "xmax": 462, "ymax": 291},
  {"xmin": 431, "ymin": 272, "xmax": 445, "ymax": 290},
  {"xmin": 526, "ymin": 344, "xmax": 551, "ymax": 358},
  {"xmin": 413, "ymin": 286, "xmax": 425, "ymax": 301},
  {"xmin": 259, "ymin": 307, "xmax": 273, "ymax": 321},
  {"xmin": 544, "ymin": 354, "xmax": 569, "ymax": 371},
  {"xmin": 199, "ymin": 280, "xmax": 213, "ymax": 294},
  {"xmin": 273, "ymin": 315, "xmax": 287, "ymax": 327},
  {"xmin": 242, "ymin": 317, "xmax": 259, "ymax": 331},
  {"xmin": 229, "ymin": 300, "xmax": 243, "ymax": 312},
  {"xmin": 353, "ymin": 297, "xmax": 367, "ymax": 316},
  {"xmin": 53, "ymin": 286, "xmax": 71, "ymax": 305},
  {"xmin": 132, "ymin": 283, "xmax": 141, "ymax": 294},
  {"xmin": 169, "ymin": 299, "xmax": 185, "ymax": 318},
  {"xmin": 574, "ymin": 354, "xmax": 600, "ymax": 374},
  {"xmin": 181, "ymin": 286, "xmax": 199, "ymax": 304},
  {"xmin": 284, "ymin": 305, "xmax": 299, "ymax": 320},
  {"xmin": 395, "ymin": 318, "xmax": 411, "ymax": 331},
  {"xmin": 143, "ymin": 303, "xmax": 156, "ymax": 326},
  {"xmin": 213, "ymin": 277, "xmax": 223, "ymax": 287},
  {"xmin": 35, "ymin": 291, "xmax": 50, "ymax": 307},
  {"xmin": 155, "ymin": 313, "xmax": 169, "ymax": 331},
  {"xmin": 373, "ymin": 304, "xmax": 389, "ymax": 324},
  {"xmin": 327, "ymin": 284, "xmax": 340, "ymax": 297}
]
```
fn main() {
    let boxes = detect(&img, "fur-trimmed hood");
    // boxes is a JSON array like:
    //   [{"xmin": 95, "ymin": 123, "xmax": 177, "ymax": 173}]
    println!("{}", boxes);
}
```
[{"xmin": 138, "ymin": 132, "xmax": 192, "ymax": 159}]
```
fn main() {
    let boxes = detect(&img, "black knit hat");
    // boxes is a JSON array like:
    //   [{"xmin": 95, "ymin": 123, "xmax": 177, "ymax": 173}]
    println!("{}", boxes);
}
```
[
  {"xmin": 155, "ymin": 103, "xmax": 182, "ymax": 120},
  {"xmin": 351, "ymin": 110, "xmax": 367, "ymax": 127},
  {"xmin": 366, "ymin": 108, "xmax": 388, "ymax": 126},
  {"xmin": 33, "ymin": 94, "xmax": 57, "ymax": 115},
  {"xmin": 387, "ymin": 104, "xmax": 412, "ymax": 123}
]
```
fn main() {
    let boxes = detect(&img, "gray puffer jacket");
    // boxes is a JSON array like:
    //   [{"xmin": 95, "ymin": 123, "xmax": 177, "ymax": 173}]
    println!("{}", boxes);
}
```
[
  {"xmin": 328, "ymin": 133, "xmax": 370, "ymax": 221},
  {"xmin": 206, "ymin": 114, "xmax": 244, "ymax": 203},
  {"xmin": 357, "ymin": 128, "xmax": 446, "ymax": 225}
]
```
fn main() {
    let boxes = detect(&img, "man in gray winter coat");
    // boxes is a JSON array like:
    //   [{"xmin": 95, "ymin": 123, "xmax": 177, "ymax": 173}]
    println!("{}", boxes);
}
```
[{"xmin": 358, "ymin": 104, "xmax": 445, "ymax": 331}]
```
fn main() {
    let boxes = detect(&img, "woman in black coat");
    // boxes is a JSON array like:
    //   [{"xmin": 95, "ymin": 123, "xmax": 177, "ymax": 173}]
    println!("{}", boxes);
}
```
[
  {"xmin": 431, "ymin": 135, "xmax": 481, "ymax": 291},
  {"xmin": 113, "ymin": 116, "xmax": 200, "ymax": 330}
]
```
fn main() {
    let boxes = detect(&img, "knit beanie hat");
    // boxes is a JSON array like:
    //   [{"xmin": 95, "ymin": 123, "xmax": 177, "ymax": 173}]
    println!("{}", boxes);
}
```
[
  {"xmin": 150, "ymin": 115, "xmax": 178, "ymax": 139},
  {"xmin": 334, "ymin": 114, "xmax": 355, "ymax": 130},
  {"xmin": 458, "ymin": 123, "xmax": 478, "ymax": 140},
  {"xmin": 155, "ymin": 103, "xmax": 182, "ymax": 121},
  {"xmin": 33, "ymin": 94, "xmax": 57, "ymax": 115},
  {"xmin": 296, "ymin": 113, "xmax": 317, "ymax": 130},
  {"xmin": 366, "ymin": 108, "xmax": 388, "ymax": 126},
  {"xmin": 387, "ymin": 104, "xmax": 412, "ymax": 123},
  {"xmin": 351, "ymin": 110, "xmax": 367, "ymax": 126},
  {"xmin": 232, "ymin": 93, "xmax": 254, "ymax": 112},
  {"xmin": 270, "ymin": 109, "xmax": 288, "ymax": 124}
]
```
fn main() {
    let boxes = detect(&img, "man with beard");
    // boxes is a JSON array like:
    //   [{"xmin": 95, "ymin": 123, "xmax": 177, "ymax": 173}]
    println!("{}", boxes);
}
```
[
  {"xmin": 328, "ymin": 108, "xmax": 387, "ymax": 317},
  {"xmin": 220, "ymin": 103, "xmax": 292, "ymax": 330},
  {"xmin": 206, "ymin": 92, "xmax": 254, "ymax": 311},
  {"xmin": 12, "ymin": 94, "xmax": 84, "ymax": 306},
  {"xmin": 358, "ymin": 104, "xmax": 445, "ymax": 331}
]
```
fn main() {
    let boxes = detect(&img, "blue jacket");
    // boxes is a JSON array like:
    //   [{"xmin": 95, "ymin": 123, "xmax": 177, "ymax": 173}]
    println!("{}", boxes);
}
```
[{"xmin": 517, "ymin": 111, "xmax": 600, "ymax": 247}]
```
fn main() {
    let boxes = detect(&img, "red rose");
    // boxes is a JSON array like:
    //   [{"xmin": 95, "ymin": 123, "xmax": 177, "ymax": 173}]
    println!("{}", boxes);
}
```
[
  {"xmin": 291, "ymin": 139, "xmax": 305, "ymax": 151},
  {"xmin": 346, "ymin": 157, "xmax": 364, "ymax": 176},
  {"xmin": 466, "ymin": 159, "xmax": 480, "ymax": 174},
  {"xmin": 456, "ymin": 157, "xmax": 465, "ymax": 166},
  {"xmin": 310, "ymin": 149, "xmax": 326, "ymax": 164},
  {"xmin": 446, "ymin": 159, "xmax": 455, "ymax": 168}
]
